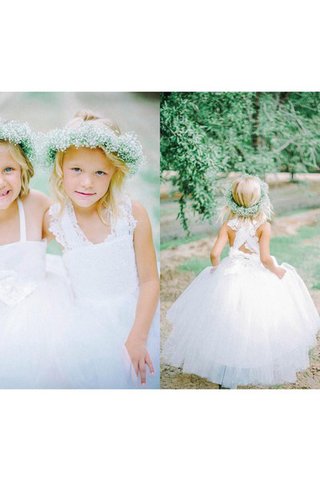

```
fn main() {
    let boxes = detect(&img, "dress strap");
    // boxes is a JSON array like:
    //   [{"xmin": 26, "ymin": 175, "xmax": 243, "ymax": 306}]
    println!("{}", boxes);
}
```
[
  {"xmin": 116, "ymin": 195, "xmax": 137, "ymax": 236},
  {"xmin": 227, "ymin": 217, "xmax": 265, "ymax": 235},
  {"xmin": 17, "ymin": 198, "xmax": 27, "ymax": 242}
]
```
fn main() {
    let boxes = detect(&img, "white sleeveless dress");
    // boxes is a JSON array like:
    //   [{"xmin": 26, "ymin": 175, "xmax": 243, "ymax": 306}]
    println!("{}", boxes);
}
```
[
  {"xmin": 163, "ymin": 218, "xmax": 320, "ymax": 388},
  {"xmin": 49, "ymin": 196, "xmax": 160, "ymax": 389},
  {"xmin": 0, "ymin": 199, "xmax": 72, "ymax": 388}
]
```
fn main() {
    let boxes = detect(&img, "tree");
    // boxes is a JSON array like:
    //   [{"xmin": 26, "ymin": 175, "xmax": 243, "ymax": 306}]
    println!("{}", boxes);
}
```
[{"xmin": 161, "ymin": 92, "xmax": 320, "ymax": 230}]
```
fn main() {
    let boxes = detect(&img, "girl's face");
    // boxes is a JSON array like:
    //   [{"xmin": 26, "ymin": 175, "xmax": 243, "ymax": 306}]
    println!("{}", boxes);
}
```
[
  {"xmin": 0, "ymin": 144, "xmax": 22, "ymax": 210},
  {"xmin": 62, "ymin": 147, "xmax": 116, "ymax": 209}
]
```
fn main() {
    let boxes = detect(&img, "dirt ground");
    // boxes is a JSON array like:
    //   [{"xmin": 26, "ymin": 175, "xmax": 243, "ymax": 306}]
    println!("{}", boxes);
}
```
[{"xmin": 161, "ymin": 208, "xmax": 320, "ymax": 389}]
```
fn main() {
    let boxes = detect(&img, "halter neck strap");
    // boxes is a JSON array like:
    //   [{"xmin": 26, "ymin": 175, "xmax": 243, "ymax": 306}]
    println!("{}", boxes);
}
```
[{"xmin": 17, "ymin": 198, "xmax": 27, "ymax": 242}]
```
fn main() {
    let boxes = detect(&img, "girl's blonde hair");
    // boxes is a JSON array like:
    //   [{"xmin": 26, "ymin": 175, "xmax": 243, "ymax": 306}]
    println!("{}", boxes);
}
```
[
  {"xmin": 0, "ymin": 140, "xmax": 34, "ymax": 197},
  {"xmin": 51, "ymin": 110, "xmax": 129, "ymax": 222},
  {"xmin": 222, "ymin": 174, "xmax": 273, "ymax": 224}
]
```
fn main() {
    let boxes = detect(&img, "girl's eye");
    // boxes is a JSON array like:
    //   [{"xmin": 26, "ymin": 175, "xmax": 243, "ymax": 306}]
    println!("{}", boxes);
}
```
[
  {"xmin": 4, "ymin": 167, "xmax": 14, "ymax": 173},
  {"xmin": 71, "ymin": 167, "xmax": 81, "ymax": 173},
  {"xmin": 96, "ymin": 171, "xmax": 106, "ymax": 176}
]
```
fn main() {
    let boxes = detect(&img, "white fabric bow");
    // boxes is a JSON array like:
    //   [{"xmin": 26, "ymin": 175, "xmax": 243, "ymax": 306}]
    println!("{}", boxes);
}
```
[{"xmin": 0, "ymin": 270, "xmax": 38, "ymax": 306}]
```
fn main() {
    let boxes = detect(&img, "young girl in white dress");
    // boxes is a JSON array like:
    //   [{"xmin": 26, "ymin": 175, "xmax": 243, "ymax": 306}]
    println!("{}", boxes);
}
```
[
  {"xmin": 0, "ymin": 120, "xmax": 72, "ymax": 388},
  {"xmin": 44, "ymin": 111, "xmax": 160, "ymax": 388},
  {"xmin": 163, "ymin": 175, "xmax": 320, "ymax": 388}
]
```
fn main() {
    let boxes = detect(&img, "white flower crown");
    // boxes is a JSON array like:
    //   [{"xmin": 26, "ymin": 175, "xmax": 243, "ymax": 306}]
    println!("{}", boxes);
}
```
[
  {"xmin": 44, "ymin": 123, "xmax": 144, "ymax": 175},
  {"xmin": 0, "ymin": 120, "xmax": 36, "ymax": 163},
  {"xmin": 225, "ymin": 176, "xmax": 270, "ymax": 218}
]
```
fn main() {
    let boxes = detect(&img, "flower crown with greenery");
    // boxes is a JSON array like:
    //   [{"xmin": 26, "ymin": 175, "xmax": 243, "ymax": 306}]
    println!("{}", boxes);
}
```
[
  {"xmin": 225, "ymin": 176, "xmax": 270, "ymax": 218},
  {"xmin": 0, "ymin": 120, "xmax": 36, "ymax": 163},
  {"xmin": 44, "ymin": 123, "xmax": 144, "ymax": 175}
]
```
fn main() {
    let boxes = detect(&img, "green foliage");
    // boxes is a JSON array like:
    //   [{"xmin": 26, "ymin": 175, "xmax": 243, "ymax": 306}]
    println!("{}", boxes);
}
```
[
  {"xmin": 161, "ymin": 93, "xmax": 218, "ymax": 233},
  {"xmin": 161, "ymin": 92, "xmax": 320, "ymax": 231}
]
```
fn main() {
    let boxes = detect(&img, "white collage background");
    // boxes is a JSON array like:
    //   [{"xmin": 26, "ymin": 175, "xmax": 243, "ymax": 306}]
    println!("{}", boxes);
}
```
[{"xmin": 1, "ymin": 1, "xmax": 320, "ymax": 479}]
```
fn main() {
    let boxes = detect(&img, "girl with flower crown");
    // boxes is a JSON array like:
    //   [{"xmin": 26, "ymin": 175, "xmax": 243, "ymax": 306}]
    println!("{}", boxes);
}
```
[
  {"xmin": 43, "ymin": 111, "xmax": 160, "ymax": 388},
  {"xmin": 162, "ymin": 175, "xmax": 320, "ymax": 388},
  {"xmin": 0, "ymin": 120, "xmax": 72, "ymax": 387}
]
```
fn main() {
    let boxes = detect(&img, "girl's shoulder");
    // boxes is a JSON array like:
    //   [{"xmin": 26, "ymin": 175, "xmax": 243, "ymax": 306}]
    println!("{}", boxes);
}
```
[
  {"xmin": 220, "ymin": 221, "xmax": 230, "ymax": 232},
  {"xmin": 117, "ymin": 195, "xmax": 149, "ymax": 222},
  {"xmin": 256, "ymin": 221, "xmax": 271, "ymax": 236},
  {"xmin": 131, "ymin": 199, "xmax": 149, "ymax": 219},
  {"xmin": 226, "ymin": 216, "xmax": 270, "ymax": 235},
  {"xmin": 121, "ymin": 197, "xmax": 151, "ymax": 236},
  {"xmin": 23, "ymin": 189, "xmax": 51, "ymax": 215}
]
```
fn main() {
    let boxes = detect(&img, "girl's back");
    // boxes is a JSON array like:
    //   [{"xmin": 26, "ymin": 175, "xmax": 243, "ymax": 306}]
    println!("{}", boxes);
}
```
[{"xmin": 226, "ymin": 217, "xmax": 267, "ymax": 255}]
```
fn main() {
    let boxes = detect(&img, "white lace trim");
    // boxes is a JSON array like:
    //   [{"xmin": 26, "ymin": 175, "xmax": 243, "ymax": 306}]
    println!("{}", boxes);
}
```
[
  {"xmin": 48, "ymin": 195, "xmax": 137, "ymax": 251},
  {"xmin": 119, "ymin": 195, "xmax": 137, "ymax": 236},
  {"xmin": 48, "ymin": 204, "xmax": 69, "ymax": 249},
  {"xmin": 65, "ymin": 202, "xmax": 99, "ymax": 247}
]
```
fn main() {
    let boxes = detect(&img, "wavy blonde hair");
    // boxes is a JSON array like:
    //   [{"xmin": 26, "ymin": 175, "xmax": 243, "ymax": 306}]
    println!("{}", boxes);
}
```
[
  {"xmin": 222, "ymin": 175, "xmax": 273, "ymax": 224},
  {"xmin": 51, "ymin": 111, "xmax": 129, "ymax": 222},
  {"xmin": 0, "ymin": 140, "xmax": 34, "ymax": 198}
]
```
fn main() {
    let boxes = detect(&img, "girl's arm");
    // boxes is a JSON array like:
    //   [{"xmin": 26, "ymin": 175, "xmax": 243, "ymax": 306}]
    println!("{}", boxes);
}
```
[
  {"xmin": 125, "ymin": 201, "xmax": 160, "ymax": 385},
  {"xmin": 25, "ymin": 189, "xmax": 52, "ymax": 241},
  {"xmin": 259, "ymin": 222, "xmax": 286, "ymax": 279},
  {"xmin": 210, "ymin": 223, "xmax": 229, "ymax": 267},
  {"xmin": 42, "ymin": 208, "xmax": 55, "ymax": 241}
]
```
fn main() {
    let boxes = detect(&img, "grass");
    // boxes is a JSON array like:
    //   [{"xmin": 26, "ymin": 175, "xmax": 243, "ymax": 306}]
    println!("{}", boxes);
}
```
[
  {"xmin": 177, "ymin": 223, "xmax": 320, "ymax": 291},
  {"xmin": 161, "ymin": 233, "xmax": 208, "ymax": 251},
  {"xmin": 178, "ymin": 247, "xmax": 229, "ymax": 274},
  {"xmin": 271, "ymin": 225, "xmax": 320, "ymax": 289}
]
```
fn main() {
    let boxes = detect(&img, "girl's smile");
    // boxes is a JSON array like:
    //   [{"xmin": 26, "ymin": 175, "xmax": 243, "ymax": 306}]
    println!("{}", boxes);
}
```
[
  {"xmin": 0, "ymin": 144, "xmax": 22, "ymax": 210},
  {"xmin": 75, "ymin": 191, "xmax": 96, "ymax": 196}
]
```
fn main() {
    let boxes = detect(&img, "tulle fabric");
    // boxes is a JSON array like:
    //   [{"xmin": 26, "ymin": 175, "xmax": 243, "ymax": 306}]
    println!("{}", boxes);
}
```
[
  {"xmin": 0, "ymin": 247, "xmax": 73, "ymax": 388},
  {"xmin": 163, "ymin": 249, "xmax": 320, "ymax": 388},
  {"xmin": 58, "ymin": 291, "xmax": 160, "ymax": 389}
]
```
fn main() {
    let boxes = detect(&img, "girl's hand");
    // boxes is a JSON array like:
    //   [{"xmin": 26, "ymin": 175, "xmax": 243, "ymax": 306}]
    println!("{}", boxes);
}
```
[
  {"xmin": 210, "ymin": 266, "xmax": 218, "ymax": 274},
  {"xmin": 125, "ymin": 336, "xmax": 154, "ymax": 385},
  {"xmin": 276, "ymin": 267, "xmax": 287, "ymax": 279}
]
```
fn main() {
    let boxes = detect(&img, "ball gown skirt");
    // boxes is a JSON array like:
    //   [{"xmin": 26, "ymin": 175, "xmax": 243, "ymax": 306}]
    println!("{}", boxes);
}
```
[{"xmin": 163, "ymin": 248, "xmax": 320, "ymax": 388}]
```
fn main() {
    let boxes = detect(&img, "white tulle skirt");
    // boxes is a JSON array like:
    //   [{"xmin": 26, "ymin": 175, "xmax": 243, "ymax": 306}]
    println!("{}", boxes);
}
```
[
  {"xmin": 57, "ymin": 293, "xmax": 160, "ymax": 389},
  {"xmin": 163, "ymin": 250, "xmax": 320, "ymax": 388},
  {"xmin": 0, "ymin": 255, "xmax": 73, "ymax": 388}
]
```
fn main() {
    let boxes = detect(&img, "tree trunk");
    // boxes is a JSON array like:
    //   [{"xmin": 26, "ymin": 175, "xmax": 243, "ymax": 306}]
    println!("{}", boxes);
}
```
[{"xmin": 252, "ymin": 92, "xmax": 262, "ymax": 150}]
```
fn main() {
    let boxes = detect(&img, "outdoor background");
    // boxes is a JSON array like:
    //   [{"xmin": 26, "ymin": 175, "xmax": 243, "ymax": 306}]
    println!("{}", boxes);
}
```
[
  {"xmin": 0, "ymin": 92, "xmax": 159, "ymax": 254},
  {"xmin": 161, "ymin": 92, "xmax": 320, "ymax": 389}
]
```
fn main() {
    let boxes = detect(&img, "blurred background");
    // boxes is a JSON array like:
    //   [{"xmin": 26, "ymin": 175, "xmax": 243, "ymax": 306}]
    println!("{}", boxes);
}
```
[
  {"xmin": 0, "ymin": 92, "xmax": 160, "ymax": 253},
  {"xmin": 161, "ymin": 92, "xmax": 320, "ymax": 389}
]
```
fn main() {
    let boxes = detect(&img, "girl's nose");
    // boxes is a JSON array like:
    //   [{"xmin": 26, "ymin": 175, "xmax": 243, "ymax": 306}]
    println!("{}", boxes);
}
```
[
  {"xmin": 80, "ymin": 174, "xmax": 93, "ymax": 188},
  {"xmin": 0, "ymin": 174, "xmax": 7, "ymax": 188}
]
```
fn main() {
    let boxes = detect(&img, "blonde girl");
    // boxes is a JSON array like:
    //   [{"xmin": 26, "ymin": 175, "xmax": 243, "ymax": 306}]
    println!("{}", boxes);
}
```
[
  {"xmin": 0, "ymin": 120, "xmax": 72, "ymax": 387},
  {"xmin": 44, "ymin": 111, "xmax": 160, "ymax": 388},
  {"xmin": 163, "ymin": 174, "xmax": 320, "ymax": 388}
]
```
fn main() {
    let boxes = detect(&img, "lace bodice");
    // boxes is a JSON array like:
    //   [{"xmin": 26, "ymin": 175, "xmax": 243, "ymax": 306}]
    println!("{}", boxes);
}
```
[
  {"xmin": 48, "ymin": 195, "xmax": 139, "ymax": 301},
  {"xmin": 0, "ymin": 199, "xmax": 47, "ymax": 306},
  {"xmin": 48, "ymin": 195, "xmax": 137, "ymax": 251},
  {"xmin": 227, "ymin": 217, "xmax": 265, "ymax": 255}
]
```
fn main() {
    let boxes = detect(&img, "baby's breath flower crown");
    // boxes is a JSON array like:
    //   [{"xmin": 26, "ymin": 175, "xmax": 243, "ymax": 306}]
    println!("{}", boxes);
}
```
[
  {"xmin": 225, "ymin": 177, "xmax": 269, "ymax": 218},
  {"xmin": 44, "ymin": 123, "xmax": 144, "ymax": 175},
  {"xmin": 0, "ymin": 120, "xmax": 36, "ymax": 162}
]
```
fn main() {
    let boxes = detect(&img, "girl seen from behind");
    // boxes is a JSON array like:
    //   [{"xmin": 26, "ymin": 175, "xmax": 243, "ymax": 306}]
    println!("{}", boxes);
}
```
[{"xmin": 163, "ymin": 175, "xmax": 320, "ymax": 389}]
